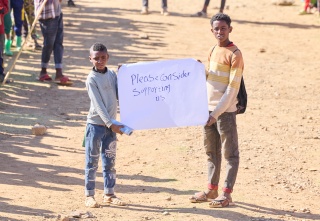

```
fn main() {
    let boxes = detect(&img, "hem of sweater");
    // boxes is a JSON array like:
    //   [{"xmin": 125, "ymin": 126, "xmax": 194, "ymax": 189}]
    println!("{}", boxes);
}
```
[
  {"xmin": 87, "ymin": 119, "xmax": 111, "ymax": 128},
  {"xmin": 209, "ymin": 106, "xmax": 237, "ymax": 119}
]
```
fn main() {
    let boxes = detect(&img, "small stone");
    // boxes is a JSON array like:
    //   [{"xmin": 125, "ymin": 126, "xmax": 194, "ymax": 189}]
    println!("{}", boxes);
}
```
[
  {"xmin": 308, "ymin": 168, "xmax": 317, "ymax": 171},
  {"xmin": 139, "ymin": 33, "xmax": 149, "ymax": 39},
  {"xmin": 259, "ymin": 48, "xmax": 266, "ymax": 53},
  {"xmin": 163, "ymin": 211, "xmax": 170, "ymax": 215},
  {"xmin": 31, "ymin": 123, "xmax": 47, "ymax": 136},
  {"xmin": 82, "ymin": 211, "xmax": 95, "ymax": 218},
  {"xmin": 165, "ymin": 196, "xmax": 172, "ymax": 201}
]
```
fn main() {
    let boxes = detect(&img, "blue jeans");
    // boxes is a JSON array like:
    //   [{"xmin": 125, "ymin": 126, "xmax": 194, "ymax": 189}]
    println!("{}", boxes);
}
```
[
  {"xmin": 85, "ymin": 123, "xmax": 117, "ymax": 196},
  {"xmin": 204, "ymin": 111, "xmax": 239, "ymax": 193},
  {"xmin": 142, "ymin": 0, "xmax": 167, "ymax": 8},
  {"xmin": 39, "ymin": 13, "xmax": 64, "ymax": 69},
  {"xmin": 11, "ymin": 0, "xmax": 23, "ymax": 37}
]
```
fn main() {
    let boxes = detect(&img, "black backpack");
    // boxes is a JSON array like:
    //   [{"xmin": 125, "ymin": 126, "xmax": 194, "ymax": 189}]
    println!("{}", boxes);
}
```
[
  {"xmin": 209, "ymin": 46, "xmax": 247, "ymax": 114},
  {"xmin": 236, "ymin": 76, "xmax": 247, "ymax": 114}
]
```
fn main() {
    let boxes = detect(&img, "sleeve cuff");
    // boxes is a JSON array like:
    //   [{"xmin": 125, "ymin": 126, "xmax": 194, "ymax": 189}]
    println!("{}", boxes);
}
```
[{"xmin": 106, "ymin": 121, "xmax": 112, "ymax": 128}]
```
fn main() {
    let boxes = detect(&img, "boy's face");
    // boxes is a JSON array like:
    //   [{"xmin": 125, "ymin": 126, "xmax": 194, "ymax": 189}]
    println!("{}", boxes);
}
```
[
  {"xmin": 89, "ymin": 50, "xmax": 109, "ymax": 72},
  {"xmin": 211, "ymin": 20, "xmax": 232, "ymax": 45}
]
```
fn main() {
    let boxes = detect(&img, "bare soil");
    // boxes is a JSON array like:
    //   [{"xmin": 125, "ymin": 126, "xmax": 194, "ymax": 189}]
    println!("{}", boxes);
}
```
[{"xmin": 0, "ymin": 0, "xmax": 319, "ymax": 220}]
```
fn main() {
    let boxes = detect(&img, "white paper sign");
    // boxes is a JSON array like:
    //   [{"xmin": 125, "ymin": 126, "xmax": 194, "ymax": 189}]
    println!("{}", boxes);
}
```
[{"xmin": 118, "ymin": 58, "xmax": 208, "ymax": 130}]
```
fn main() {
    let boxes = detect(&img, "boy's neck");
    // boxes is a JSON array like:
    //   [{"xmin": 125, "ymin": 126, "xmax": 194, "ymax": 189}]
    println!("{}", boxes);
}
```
[
  {"xmin": 94, "ymin": 67, "xmax": 107, "ymax": 73},
  {"xmin": 218, "ymin": 40, "xmax": 232, "ymax": 47}
]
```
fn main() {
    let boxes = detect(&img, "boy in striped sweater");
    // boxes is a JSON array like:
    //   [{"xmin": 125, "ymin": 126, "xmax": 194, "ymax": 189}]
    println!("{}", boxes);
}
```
[{"xmin": 190, "ymin": 13, "xmax": 244, "ymax": 208}]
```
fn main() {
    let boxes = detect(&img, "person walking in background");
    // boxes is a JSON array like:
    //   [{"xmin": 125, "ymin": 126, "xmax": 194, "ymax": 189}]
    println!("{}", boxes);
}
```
[
  {"xmin": 141, "ymin": 0, "xmax": 169, "ymax": 16},
  {"xmin": 191, "ymin": 0, "xmax": 226, "ymax": 17},
  {"xmin": 299, "ymin": 0, "xmax": 318, "ymax": 14},
  {"xmin": 299, "ymin": 0, "xmax": 311, "ymax": 14},
  {"xmin": 189, "ymin": 13, "xmax": 244, "ymax": 208},
  {"xmin": 0, "ymin": 0, "xmax": 11, "ymax": 83},
  {"xmin": 22, "ymin": 0, "xmax": 41, "ymax": 50},
  {"xmin": 9, "ymin": 0, "xmax": 24, "ymax": 51},
  {"xmin": 3, "ymin": 0, "xmax": 12, "ymax": 56},
  {"xmin": 35, "ymin": 0, "xmax": 72, "ymax": 86},
  {"xmin": 84, "ymin": 42, "xmax": 126, "ymax": 208}
]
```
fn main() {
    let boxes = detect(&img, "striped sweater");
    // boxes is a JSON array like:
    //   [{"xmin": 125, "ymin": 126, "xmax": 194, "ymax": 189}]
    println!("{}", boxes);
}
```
[{"xmin": 206, "ymin": 43, "xmax": 244, "ymax": 119}]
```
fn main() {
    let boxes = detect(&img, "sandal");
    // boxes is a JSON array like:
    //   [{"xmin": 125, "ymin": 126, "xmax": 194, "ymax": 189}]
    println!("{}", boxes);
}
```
[
  {"xmin": 209, "ymin": 196, "xmax": 235, "ymax": 208},
  {"xmin": 54, "ymin": 76, "xmax": 73, "ymax": 86},
  {"xmin": 85, "ymin": 196, "xmax": 99, "ymax": 208},
  {"xmin": 189, "ymin": 191, "xmax": 218, "ymax": 203},
  {"xmin": 38, "ymin": 74, "xmax": 52, "ymax": 82},
  {"xmin": 103, "ymin": 195, "xmax": 126, "ymax": 206}
]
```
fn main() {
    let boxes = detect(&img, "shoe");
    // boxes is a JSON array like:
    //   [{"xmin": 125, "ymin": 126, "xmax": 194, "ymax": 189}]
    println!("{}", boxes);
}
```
[
  {"xmin": 31, "ymin": 34, "xmax": 40, "ymax": 40},
  {"xmin": 161, "ymin": 8, "xmax": 169, "ymax": 16},
  {"xmin": 33, "ymin": 38, "xmax": 42, "ymax": 50},
  {"xmin": 54, "ymin": 76, "xmax": 73, "ymax": 86},
  {"xmin": 141, "ymin": 6, "xmax": 148, "ymax": 14},
  {"xmin": 189, "ymin": 191, "xmax": 218, "ymax": 203},
  {"xmin": 68, "ymin": 0, "xmax": 76, "ymax": 7},
  {"xmin": 208, "ymin": 195, "xmax": 235, "ymax": 208},
  {"xmin": 16, "ymin": 36, "xmax": 22, "ymax": 51},
  {"xmin": 103, "ymin": 195, "xmax": 126, "ymax": 206},
  {"xmin": 38, "ymin": 73, "xmax": 52, "ymax": 82},
  {"xmin": 4, "ymin": 39, "xmax": 13, "ymax": 56},
  {"xmin": 299, "ymin": 10, "xmax": 307, "ymax": 15},
  {"xmin": 34, "ymin": 43, "xmax": 42, "ymax": 50},
  {"xmin": 85, "ymin": 196, "xmax": 99, "ymax": 208},
  {"xmin": 191, "ymin": 11, "xmax": 207, "ymax": 17}
]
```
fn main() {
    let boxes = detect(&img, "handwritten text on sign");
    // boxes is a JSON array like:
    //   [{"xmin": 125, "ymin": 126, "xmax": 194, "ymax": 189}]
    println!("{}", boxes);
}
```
[{"xmin": 118, "ymin": 58, "xmax": 208, "ymax": 130}]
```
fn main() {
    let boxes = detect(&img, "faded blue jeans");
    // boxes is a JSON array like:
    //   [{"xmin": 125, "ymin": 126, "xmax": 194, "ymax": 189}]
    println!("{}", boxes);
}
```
[
  {"xmin": 39, "ymin": 13, "xmax": 64, "ymax": 69},
  {"xmin": 204, "ymin": 111, "xmax": 239, "ymax": 193},
  {"xmin": 85, "ymin": 123, "xmax": 117, "ymax": 196},
  {"xmin": 142, "ymin": 0, "xmax": 167, "ymax": 8}
]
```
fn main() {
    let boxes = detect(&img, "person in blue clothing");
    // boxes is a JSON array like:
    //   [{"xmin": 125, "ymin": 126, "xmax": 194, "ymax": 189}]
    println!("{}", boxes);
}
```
[{"xmin": 10, "ymin": 0, "xmax": 23, "ymax": 50}]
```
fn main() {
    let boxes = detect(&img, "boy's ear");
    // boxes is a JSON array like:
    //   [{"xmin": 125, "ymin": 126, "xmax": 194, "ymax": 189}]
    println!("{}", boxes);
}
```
[{"xmin": 229, "ymin": 26, "xmax": 233, "ymax": 33}]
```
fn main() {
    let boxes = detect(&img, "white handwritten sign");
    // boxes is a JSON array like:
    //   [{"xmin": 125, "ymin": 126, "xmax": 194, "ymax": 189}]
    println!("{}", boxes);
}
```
[{"xmin": 118, "ymin": 58, "xmax": 208, "ymax": 130}]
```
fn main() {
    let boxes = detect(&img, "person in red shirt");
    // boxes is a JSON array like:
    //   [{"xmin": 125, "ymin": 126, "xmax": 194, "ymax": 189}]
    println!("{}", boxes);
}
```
[{"xmin": 0, "ymin": 0, "xmax": 11, "ymax": 83}]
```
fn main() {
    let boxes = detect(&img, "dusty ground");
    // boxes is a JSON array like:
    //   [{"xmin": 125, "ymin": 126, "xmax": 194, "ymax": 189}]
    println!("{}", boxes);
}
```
[{"xmin": 0, "ymin": 0, "xmax": 319, "ymax": 220}]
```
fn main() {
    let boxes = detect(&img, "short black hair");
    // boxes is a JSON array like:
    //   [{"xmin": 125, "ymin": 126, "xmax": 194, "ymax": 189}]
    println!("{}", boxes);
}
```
[
  {"xmin": 210, "ymin": 13, "xmax": 231, "ymax": 27},
  {"xmin": 90, "ymin": 42, "xmax": 108, "ymax": 53}
]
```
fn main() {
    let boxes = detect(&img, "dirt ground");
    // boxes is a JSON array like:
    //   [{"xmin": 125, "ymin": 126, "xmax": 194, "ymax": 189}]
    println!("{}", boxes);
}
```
[{"xmin": 0, "ymin": 0, "xmax": 319, "ymax": 220}]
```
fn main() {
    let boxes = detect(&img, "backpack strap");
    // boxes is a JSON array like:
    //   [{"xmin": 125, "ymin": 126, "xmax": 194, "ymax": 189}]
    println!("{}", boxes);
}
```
[
  {"xmin": 230, "ymin": 48, "xmax": 239, "ymax": 66},
  {"xmin": 208, "ymin": 45, "xmax": 239, "ymax": 67}
]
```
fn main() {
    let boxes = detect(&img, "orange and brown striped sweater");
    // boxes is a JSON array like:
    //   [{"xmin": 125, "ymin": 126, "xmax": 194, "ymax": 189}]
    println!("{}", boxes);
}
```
[{"xmin": 206, "ymin": 43, "xmax": 244, "ymax": 119}]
